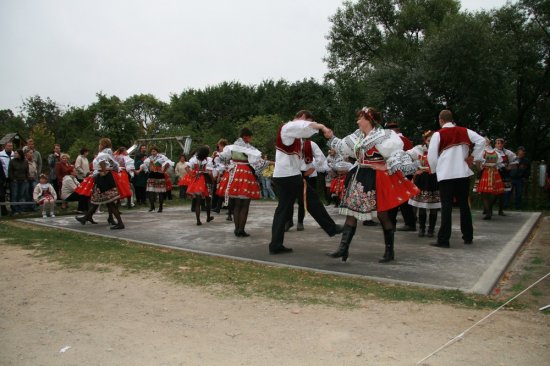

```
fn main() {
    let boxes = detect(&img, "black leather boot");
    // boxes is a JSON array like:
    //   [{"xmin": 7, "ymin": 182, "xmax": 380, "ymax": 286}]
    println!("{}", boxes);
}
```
[
  {"xmin": 76, "ymin": 204, "xmax": 98, "ymax": 225},
  {"xmin": 327, "ymin": 224, "xmax": 356, "ymax": 262},
  {"xmin": 379, "ymin": 229, "xmax": 395, "ymax": 263},
  {"xmin": 418, "ymin": 210, "xmax": 426, "ymax": 237}
]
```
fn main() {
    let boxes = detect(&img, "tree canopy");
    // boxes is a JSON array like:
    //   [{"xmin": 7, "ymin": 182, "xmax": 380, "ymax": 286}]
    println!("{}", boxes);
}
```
[{"xmin": 1, "ymin": 0, "xmax": 548, "ymax": 161}]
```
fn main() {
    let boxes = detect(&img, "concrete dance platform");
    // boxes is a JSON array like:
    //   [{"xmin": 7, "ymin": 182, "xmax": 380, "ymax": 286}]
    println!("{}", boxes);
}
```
[{"xmin": 20, "ymin": 201, "xmax": 541, "ymax": 295}]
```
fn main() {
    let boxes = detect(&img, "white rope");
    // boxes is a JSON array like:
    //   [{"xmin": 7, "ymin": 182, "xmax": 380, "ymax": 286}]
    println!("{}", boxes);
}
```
[{"xmin": 416, "ymin": 272, "xmax": 550, "ymax": 365}]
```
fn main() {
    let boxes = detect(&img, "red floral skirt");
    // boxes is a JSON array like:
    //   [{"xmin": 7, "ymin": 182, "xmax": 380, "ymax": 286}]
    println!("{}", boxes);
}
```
[
  {"xmin": 75, "ymin": 176, "xmax": 95, "ymax": 197},
  {"xmin": 187, "ymin": 173, "xmax": 213, "ymax": 198},
  {"xmin": 113, "ymin": 171, "xmax": 132, "ymax": 199},
  {"xmin": 178, "ymin": 173, "xmax": 193, "ymax": 187},
  {"xmin": 375, "ymin": 170, "xmax": 420, "ymax": 212},
  {"xmin": 216, "ymin": 164, "xmax": 260, "ymax": 199},
  {"xmin": 477, "ymin": 167, "xmax": 504, "ymax": 195}
]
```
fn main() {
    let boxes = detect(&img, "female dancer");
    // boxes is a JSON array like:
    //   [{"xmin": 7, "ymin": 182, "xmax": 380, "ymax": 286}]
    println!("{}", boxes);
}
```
[
  {"xmin": 143, "ymin": 146, "xmax": 174, "ymax": 213},
  {"xmin": 324, "ymin": 107, "xmax": 420, "ymax": 262},
  {"xmin": 407, "ymin": 131, "xmax": 440, "ymax": 237},
  {"xmin": 476, "ymin": 138, "xmax": 504, "ymax": 219},
  {"xmin": 212, "ymin": 138, "xmax": 229, "ymax": 214},
  {"xmin": 76, "ymin": 138, "xmax": 125, "ymax": 229},
  {"xmin": 216, "ymin": 128, "xmax": 269, "ymax": 237},
  {"xmin": 186, "ymin": 145, "xmax": 215, "ymax": 225}
]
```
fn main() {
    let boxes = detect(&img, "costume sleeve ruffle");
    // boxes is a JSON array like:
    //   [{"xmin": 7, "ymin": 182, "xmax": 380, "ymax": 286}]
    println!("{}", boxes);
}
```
[
  {"xmin": 386, "ymin": 150, "xmax": 420, "ymax": 176},
  {"xmin": 328, "ymin": 130, "xmax": 361, "ymax": 158}
]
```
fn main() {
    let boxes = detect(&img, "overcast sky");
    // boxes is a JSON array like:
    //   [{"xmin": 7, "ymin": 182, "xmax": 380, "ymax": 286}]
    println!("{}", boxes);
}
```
[{"xmin": 0, "ymin": 0, "xmax": 512, "ymax": 112}]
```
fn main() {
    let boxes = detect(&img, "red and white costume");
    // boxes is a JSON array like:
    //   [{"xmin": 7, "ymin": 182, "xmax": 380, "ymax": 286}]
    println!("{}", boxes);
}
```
[
  {"xmin": 329, "ymin": 128, "xmax": 420, "ymax": 219},
  {"xmin": 216, "ymin": 138, "xmax": 268, "ymax": 204},
  {"xmin": 186, "ymin": 155, "xmax": 214, "ymax": 198}
]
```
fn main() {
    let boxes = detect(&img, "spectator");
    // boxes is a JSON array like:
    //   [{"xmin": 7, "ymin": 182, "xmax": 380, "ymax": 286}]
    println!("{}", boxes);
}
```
[
  {"xmin": 260, "ymin": 154, "xmax": 276, "ymax": 200},
  {"xmin": 508, "ymin": 146, "xmax": 531, "ymax": 209},
  {"xmin": 55, "ymin": 153, "xmax": 73, "ymax": 209},
  {"xmin": 47, "ymin": 144, "xmax": 61, "ymax": 195},
  {"xmin": 24, "ymin": 139, "xmax": 42, "ymax": 175},
  {"xmin": 495, "ymin": 138, "xmax": 516, "ymax": 215},
  {"xmin": 26, "ymin": 149, "xmax": 39, "ymax": 211},
  {"xmin": 33, "ymin": 173, "xmax": 57, "ymax": 218},
  {"xmin": 61, "ymin": 167, "xmax": 89, "ymax": 213},
  {"xmin": 0, "ymin": 142, "xmax": 14, "ymax": 216},
  {"xmin": 74, "ymin": 147, "xmax": 90, "ymax": 181},
  {"xmin": 8, "ymin": 149, "xmax": 30, "ymax": 214}
]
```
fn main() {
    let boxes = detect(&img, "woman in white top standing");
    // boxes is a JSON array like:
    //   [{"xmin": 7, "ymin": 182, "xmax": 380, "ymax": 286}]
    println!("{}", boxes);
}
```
[{"xmin": 74, "ymin": 148, "xmax": 90, "ymax": 181}]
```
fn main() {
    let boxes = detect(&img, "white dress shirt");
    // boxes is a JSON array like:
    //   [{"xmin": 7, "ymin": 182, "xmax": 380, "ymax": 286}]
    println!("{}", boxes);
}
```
[
  {"xmin": 300, "ymin": 141, "xmax": 328, "ymax": 177},
  {"xmin": 273, "ymin": 120, "xmax": 318, "ymax": 178},
  {"xmin": 427, "ymin": 123, "xmax": 485, "ymax": 181}
]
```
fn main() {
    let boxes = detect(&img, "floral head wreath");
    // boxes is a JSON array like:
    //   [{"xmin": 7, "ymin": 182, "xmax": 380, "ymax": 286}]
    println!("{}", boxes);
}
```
[
  {"xmin": 361, "ymin": 106, "xmax": 375, "ymax": 121},
  {"xmin": 422, "ymin": 130, "xmax": 434, "ymax": 140}
]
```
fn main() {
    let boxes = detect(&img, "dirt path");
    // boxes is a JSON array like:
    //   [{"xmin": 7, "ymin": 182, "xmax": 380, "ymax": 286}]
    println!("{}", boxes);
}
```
[{"xmin": 0, "ymin": 245, "xmax": 548, "ymax": 366}]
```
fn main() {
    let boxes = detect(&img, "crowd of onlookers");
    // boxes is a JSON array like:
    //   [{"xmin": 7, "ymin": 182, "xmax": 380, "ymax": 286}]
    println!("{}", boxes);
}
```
[{"xmin": 0, "ymin": 140, "xmax": 94, "ymax": 217}]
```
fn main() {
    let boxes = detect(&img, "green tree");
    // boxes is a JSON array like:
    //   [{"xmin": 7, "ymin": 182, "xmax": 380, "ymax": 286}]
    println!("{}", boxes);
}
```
[
  {"xmin": 239, "ymin": 114, "xmax": 283, "ymax": 158},
  {"xmin": 21, "ymin": 95, "xmax": 63, "ymax": 139},
  {"xmin": 0, "ymin": 109, "xmax": 26, "ymax": 138},
  {"xmin": 56, "ymin": 106, "xmax": 97, "ymax": 155},
  {"xmin": 89, "ymin": 93, "xmax": 139, "ymax": 148},
  {"xmin": 325, "ymin": 0, "xmax": 461, "ymax": 138},
  {"xmin": 324, "ymin": 0, "xmax": 550, "ymax": 158},
  {"xmin": 29, "ymin": 123, "xmax": 55, "ymax": 171},
  {"xmin": 124, "ymin": 94, "xmax": 167, "ymax": 136},
  {"xmin": 491, "ymin": 1, "xmax": 550, "ymax": 158}
]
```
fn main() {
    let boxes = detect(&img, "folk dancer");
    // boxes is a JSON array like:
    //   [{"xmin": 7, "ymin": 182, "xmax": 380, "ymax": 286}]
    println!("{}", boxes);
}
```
[
  {"xmin": 216, "ymin": 128, "xmax": 269, "ymax": 237},
  {"xmin": 76, "ymin": 138, "xmax": 127, "ymax": 229},
  {"xmin": 286, "ymin": 139, "xmax": 328, "ymax": 232},
  {"xmin": 324, "ymin": 107, "xmax": 420, "ymax": 262},
  {"xmin": 269, "ymin": 110, "xmax": 343, "ymax": 255},
  {"xmin": 427, "ymin": 110, "xmax": 485, "ymax": 248},
  {"xmin": 476, "ymin": 138, "xmax": 505, "ymax": 220},
  {"xmin": 143, "ymin": 146, "xmax": 174, "ymax": 213},
  {"xmin": 407, "ymin": 130, "xmax": 440, "ymax": 237},
  {"xmin": 186, "ymin": 146, "xmax": 215, "ymax": 225}
]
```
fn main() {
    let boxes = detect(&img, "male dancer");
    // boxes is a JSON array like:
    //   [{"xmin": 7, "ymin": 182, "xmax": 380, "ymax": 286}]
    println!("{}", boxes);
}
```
[
  {"xmin": 427, "ymin": 110, "xmax": 484, "ymax": 247},
  {"xmin": 269, "ymin": 110, "xmax": 342, "ymax": 254}
]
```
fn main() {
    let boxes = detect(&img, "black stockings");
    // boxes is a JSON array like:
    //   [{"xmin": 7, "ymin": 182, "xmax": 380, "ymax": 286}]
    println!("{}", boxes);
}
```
[
  {"xmin": 232, "ymin": 198, "xmax": 251, "ymax": 234},
  {"xmin": 195, "ymin": 196, "xmax": 212, "ymax": 225},
  {"xmin": 106, "ymin": 201, "xmax": 123, "ymax": 226}
]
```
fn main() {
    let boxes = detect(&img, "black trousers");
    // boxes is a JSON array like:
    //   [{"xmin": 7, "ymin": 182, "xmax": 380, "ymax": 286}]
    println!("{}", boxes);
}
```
[
  {"xmin": 438, "ymin": 177, "xmax": 473, "ymax": 245},
  {"xmin": 270, "ymin": 175, "xmax": 338, "ymax": 250},
  {"xmin": 64, "ymin": 192, "xmax": 89, "ymax": 212},
  {"xmin": 287, "ymin": 175, "xmax": 317, "ymax": 225}
]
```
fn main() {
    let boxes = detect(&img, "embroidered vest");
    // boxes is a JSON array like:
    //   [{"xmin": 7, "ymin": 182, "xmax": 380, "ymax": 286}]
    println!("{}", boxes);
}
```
[
  {"xmin": 275, "ymin": 124, "xmax": 301, "ymax": 156},
  {"xmin": 302, "ymin": 140, "xmax": 313, "ymax": 164},
  {"xmin": 438, "ymin": 126, "xmax": 472, "ymax": 154}
]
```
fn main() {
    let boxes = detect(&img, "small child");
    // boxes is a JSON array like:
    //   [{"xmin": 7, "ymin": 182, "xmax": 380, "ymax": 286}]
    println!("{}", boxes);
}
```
[{"xmin": 33, "ymin": 174, "xmax": 57, "ymax": 218}]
